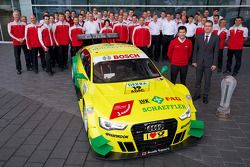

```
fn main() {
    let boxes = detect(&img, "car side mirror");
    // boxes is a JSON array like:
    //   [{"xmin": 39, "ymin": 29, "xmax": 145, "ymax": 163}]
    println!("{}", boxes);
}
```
[
  {"xmin": 160, "ymin": 65, "xmax": 168, "ymax": 74},
  {"xmin": 75, "ymin": 73, "xmax": 88, "ymax": 80}
]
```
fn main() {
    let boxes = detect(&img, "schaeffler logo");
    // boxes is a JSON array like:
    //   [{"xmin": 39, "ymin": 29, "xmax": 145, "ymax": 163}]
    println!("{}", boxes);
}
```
[
  {"xmin": 152, "ymin": 96, "xmax": 164, "ymax": 104},
  {"xmin": 110, "ymin": 100, "xmax": 134, "ymax": 120}
]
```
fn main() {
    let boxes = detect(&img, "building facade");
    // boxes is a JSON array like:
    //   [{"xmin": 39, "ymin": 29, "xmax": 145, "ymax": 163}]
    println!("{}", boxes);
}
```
[{"xmin": 0, "ymin": 0, "xmax": 250, "ymax": 43}]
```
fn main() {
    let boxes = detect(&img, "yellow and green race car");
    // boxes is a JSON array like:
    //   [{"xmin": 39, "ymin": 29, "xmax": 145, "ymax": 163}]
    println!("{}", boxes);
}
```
[{"xmin": 71, "ymin": 41, "xmax": 204, "ymax": 159}]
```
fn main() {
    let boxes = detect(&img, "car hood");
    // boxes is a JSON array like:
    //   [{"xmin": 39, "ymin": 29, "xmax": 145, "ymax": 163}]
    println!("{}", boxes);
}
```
[{"xmin": 91, "ymin": 78, "xmax": 189, "ymax": 124}]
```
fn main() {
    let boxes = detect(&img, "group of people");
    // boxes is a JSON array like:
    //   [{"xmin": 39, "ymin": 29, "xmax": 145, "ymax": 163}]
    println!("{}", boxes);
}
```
[{"xmin": 7, "ymin": 8, "xmax": 248, "ymax": 103}]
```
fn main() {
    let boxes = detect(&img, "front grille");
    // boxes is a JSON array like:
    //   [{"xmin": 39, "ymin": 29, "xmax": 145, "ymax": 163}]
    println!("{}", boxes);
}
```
[
  {"xmin": 118, "ymin": 141, "xmax": 136, "ymax": 152},
  {"xmin": 131, "ymin": 119, "xmax": 177, "ymax": 152}
]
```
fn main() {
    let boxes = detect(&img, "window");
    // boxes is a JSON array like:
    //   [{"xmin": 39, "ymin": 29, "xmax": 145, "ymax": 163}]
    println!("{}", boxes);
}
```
[{"xmin": 81, "ymin": 49, "xmax": 91, "ymax": 79}]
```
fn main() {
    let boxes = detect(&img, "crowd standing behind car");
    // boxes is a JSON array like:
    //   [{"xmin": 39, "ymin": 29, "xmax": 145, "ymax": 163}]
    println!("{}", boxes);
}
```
[{"xmin": 7, "ymin": 8, "xmax": 248, "ymax": 101}]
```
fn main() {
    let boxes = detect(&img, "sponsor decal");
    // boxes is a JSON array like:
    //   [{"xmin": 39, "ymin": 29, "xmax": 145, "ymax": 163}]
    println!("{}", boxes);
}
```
[
  {"xmin": 165, "ymin": 97, "xmax": 181, "ymax": 101},
  {"xmin": 110, "ymin": 100, "xmax": 134, "ymax": 119},
  {"xmin": 105, "ymin": 133, "xmax": 128, "ymax": 139},
  {"xmin": 142, "ymin": 104, "xmax": 187, "ymax": 112},
  {"xmin": 142, "ymin": 147, "xmax": 170, "ymax": 156},
  {"xmin": 127, "ymin": 82, "xmax": 148, "ymax": 87},
  {"xmin": 139, "ymin": 99, "xmax": 150, "ymax": 104},
  {"xmin": 102, "ymin": 56, "xmax": 112, "ymax": 61},
  {"xmin": 83, "ymin": 83, "xmax": 88, "ymax": 94},
  {"xmin": 113, "ymin": 54, "xmax": 140, "ymax": 60},
  {"xmin": 131, "ymin": 86, "xmax": 144, "ymax": 93},
  {"xmin": 125, "ymin": 82, "xmax": 150, "ymax": 94},
  {"xmin": 152, "ymin": 96, "xmax": 164, "ymax": 104}
]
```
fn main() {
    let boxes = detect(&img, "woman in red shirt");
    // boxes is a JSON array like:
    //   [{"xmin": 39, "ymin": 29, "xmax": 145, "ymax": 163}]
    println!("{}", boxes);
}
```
[
  {"xmin": 100, "ymin": 19, "xmax": 113, "ymax": 43},
  {"xmin": 168, "ymin": 26, "xmax": 193, "ymax": 85}
]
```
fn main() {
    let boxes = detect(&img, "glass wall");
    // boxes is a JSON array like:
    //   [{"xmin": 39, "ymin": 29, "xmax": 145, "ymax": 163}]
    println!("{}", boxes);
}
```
[{"xmin": 1, "ymin": 0, "xmax": 250, "ymax": 45}]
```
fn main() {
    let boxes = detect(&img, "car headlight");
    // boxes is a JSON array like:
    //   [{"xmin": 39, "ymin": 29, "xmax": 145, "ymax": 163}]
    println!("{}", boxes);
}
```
[
  {"xmin": 99, "ymin": 117, "xmax": 127, "ymax": 131},
  {"xmin": 179, "ymin": 107, "xmax": 191, "ymax": 120}
]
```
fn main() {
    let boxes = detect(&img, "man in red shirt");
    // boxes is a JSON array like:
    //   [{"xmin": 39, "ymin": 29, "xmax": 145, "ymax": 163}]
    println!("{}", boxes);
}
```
[
  {"xmin": 25, "ymin": 15, "xmax": 46, "ymax": 74},
  {"xmin": 8, "ymin": 10, "xmax": 32, "ymax": 74},
  {"xmin": 128, "ymin": 15, "xmax": 138, "ymax": 44},
  {"xmin": 53, "ymin": 12, "xmax": 70, "ymax": 71},
  {"xmin": 225, "ymin": 16, "xmax": 248, "ymax": 76},
  {"xmin": 113, "ymin": 15, "xmax": 129, "ymax": 43},
  {"xmin": 38, "ymin": 15, "xmax": 55, "ymax": 75},
  {"xmin": 168, "ymin": 26, "xmax": 192, "ymax": 85},
  {"xmin": 69, "ymin": 17, "xmax": 84, "ymax": 57},
  {"xmin": 132, "ymin": 17, "xmax": 151, "ymax": 56},
  {"xmin": 213, "ymin": 19, "xmax": 228, "ymax": 73}
]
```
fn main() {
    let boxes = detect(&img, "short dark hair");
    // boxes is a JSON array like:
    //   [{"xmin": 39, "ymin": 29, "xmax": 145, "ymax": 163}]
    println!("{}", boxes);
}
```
[
  {"xmin": 65, "ymin": 10, "xmax": 70, "ymax": 13},
  {"xmin": 214, "ymin": 15, "xmax": 219, "ymax": 19},
  {"xmin": 188, "ymin": 15, "xmax": 194, "ymax": 18},
  {"xmin": 71, "ymin": 10, "xmax": 76, "ymax": 14},
  {"xmin": 104, "ymin": 19, "xmax": 110, "ymax": 25},
  {"xmin": 205, "ymin": 20, "xmax": 213, "ymax": 25},
  {"xmin": 43, "ymin": 15, "xmax": 49, "ymax": 19},
  {"xmin": 49, "ymin": 14, "xmax": 54, "ymax": 18},
  {"xmin": 213, "ymin": 8, "xmax": 219, "ymax": 11},
  {"xmin": 235, "ymin": 16, "xmax": 243, "ymax": 21},
  {"xmin": 78, "ymin": 14, "xmax": 83, "ymax": 17},
  {"xmin": 178, "ymin": 26, "xmax": 187, "ymax": 32},
  {"xmin": 59, "ymin": 12, "xmax": 65, "ymax": 16}
]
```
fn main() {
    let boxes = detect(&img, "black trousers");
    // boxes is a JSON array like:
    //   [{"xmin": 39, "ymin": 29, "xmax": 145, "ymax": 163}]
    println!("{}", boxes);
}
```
[
  {"xmin": 218, "ymin": 49, "xmax": 224, "ymax": 70},
  {"xmin": 44, "ymin": 47, "xmax": 53, "ymax": 73},
  {"xmin": 50, "ymin": 46, "xmax": 57, "ymax": 67},
  {"xmin": 71, "ymin": 46, "xmax": 81, "ymax": 57},
  {"xmin": 58, "ymin": 45, "xmax": 69, "ymax": 69},
  {"xmin": 194, "ymin": 65, "xmax": 212, "ymax": 97},
  {"xmin": 31, "ymin": 47, "xmax": 46, "ymax": 72},
  {"xmin": 226, "ymin": 49, "xmax": 242, "ymax": 74},
  {"xmin": 162, "ymin": 35, "xmax": 174, "ymax": 60},
  {"xmin": 170, "ymin": 64, "xmax": 188, "ymax": 85},
  {"xmin": 13, "ymin": 45, "xmax": 32, "ymax": 71},
  {"xmin": 187, "ymin": 36, "xmax": 195, "ymax": 63},
  {"xmin": 149, "ymin": 35, "xmax": 160, "ymax": 61},
  {"xmin": 138, "ymin": 47, "xmax": 149, "ymax": 56}
]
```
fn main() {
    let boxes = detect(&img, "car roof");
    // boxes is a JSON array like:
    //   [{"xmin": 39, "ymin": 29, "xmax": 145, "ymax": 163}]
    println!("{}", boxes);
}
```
[{"xmin": 83, "ymin": 43, "xmax": 146, "ymax": 57}]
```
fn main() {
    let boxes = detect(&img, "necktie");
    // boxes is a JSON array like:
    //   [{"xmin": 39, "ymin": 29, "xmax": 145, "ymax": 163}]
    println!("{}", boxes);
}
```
[{"xmin": 205, "ymin": 35, "xmax": 209, "ymax": 44}]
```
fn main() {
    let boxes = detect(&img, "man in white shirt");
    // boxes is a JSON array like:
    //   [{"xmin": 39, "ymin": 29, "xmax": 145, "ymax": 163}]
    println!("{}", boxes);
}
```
[
  {"xmin": 83, "ymin": 13, "xmax": 100, "ymax": 45},
  {"xmin": 148, "ymin": 14, "xmax": 161, "ymax": 61},
  {"xmin": 161, "ymin": 13, "xmax": 177, "ymax": 60},
  {"xmin": 185, "ymin": 15, "xmax": 197, "ymax": 63}
]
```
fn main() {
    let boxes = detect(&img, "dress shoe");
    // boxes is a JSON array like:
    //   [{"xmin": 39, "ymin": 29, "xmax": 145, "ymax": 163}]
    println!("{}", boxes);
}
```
[
  {"xmin": 232, "ymin": 73, "xmax": 237, "ymax": 77},
  {"xmin": 17, "ymin": 70, "xmax": 22, "ymax": 75},
  {"xmin": 203, "ymin": 97, "xmax": 208, "ymax": 104},
  {"xmin": 223, "ymin": 70, "xmax": 231, "ymax": 74},
  {"xmin": 193, "ymin": 95, "xmax": 201, "ymax": 101}
]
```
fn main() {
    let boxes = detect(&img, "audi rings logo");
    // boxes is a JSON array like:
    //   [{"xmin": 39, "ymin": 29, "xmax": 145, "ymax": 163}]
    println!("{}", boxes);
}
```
[{"xmin": 146, "ymin": 124, "xmax": 164, "ymax": 132}]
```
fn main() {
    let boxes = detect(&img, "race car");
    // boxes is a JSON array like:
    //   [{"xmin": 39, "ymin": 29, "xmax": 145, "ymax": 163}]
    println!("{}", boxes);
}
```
[{"xmin": 71, "ymin": 35, "xmax": 204, "ymax": 159}]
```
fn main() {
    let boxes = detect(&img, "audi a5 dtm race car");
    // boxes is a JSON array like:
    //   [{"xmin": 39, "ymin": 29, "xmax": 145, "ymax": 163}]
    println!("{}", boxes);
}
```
[{"xmin": 71, "ymin": 33, "xmax": 204, "ymax": 159}]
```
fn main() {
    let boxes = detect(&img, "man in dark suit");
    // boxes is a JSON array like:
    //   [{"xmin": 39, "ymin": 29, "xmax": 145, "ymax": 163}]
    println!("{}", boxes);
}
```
[{"xmin": 192, "ymin": 20, "xmax": 219, "ymax": 104}]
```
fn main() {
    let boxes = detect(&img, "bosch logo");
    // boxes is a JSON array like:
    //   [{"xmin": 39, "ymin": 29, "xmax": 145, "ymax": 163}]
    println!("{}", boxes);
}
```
[{"xmin": 146, "ymin": 124, "xmax": 164, "ymax": 132}]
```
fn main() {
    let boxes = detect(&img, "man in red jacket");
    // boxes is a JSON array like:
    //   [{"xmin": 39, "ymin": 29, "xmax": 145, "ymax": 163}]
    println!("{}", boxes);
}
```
[
  {"xmin": 53, "ymin": 12, "xmax": 70, "ymax": 71},
  {"xmin": 8, "ymin": 10, "xmax": 32, "ymax": 74},
  {"xmin": 113, "ymin": 15, "xmax": 129, "ymax": 43},
  {"xmin": 38, "ymin": 15, "xmax": 55, "ymax": 76},
  {"xmin": 225, "ymin": 16, "xmax": 248, "ymax": 76},
  {"xmin": 132, "ymin": 17, "xmax": 151, "ymax": 56},
  {"xmin": 128, "ymin": 15, "xmax": 138, "ymax": 43},
  {"xmin": 213, "ymin": 19, "xmax": 228, "ymax": 73},
  {"xmin": 25, "ymin": 15, "xmax": 46, "ymax": 74},
  {"xmin": 168, "ymin": 26, "xmax": 192, "ymax": 85},
  {"xmin": 69, "ymin": 17, "xmax": 84, "ymax": 57}
]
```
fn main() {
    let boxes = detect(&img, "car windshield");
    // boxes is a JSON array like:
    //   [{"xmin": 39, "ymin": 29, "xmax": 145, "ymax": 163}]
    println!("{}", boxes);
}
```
[{"xmin": 93, "ymin": 58, "xmax": 161, "ymax": 83}]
